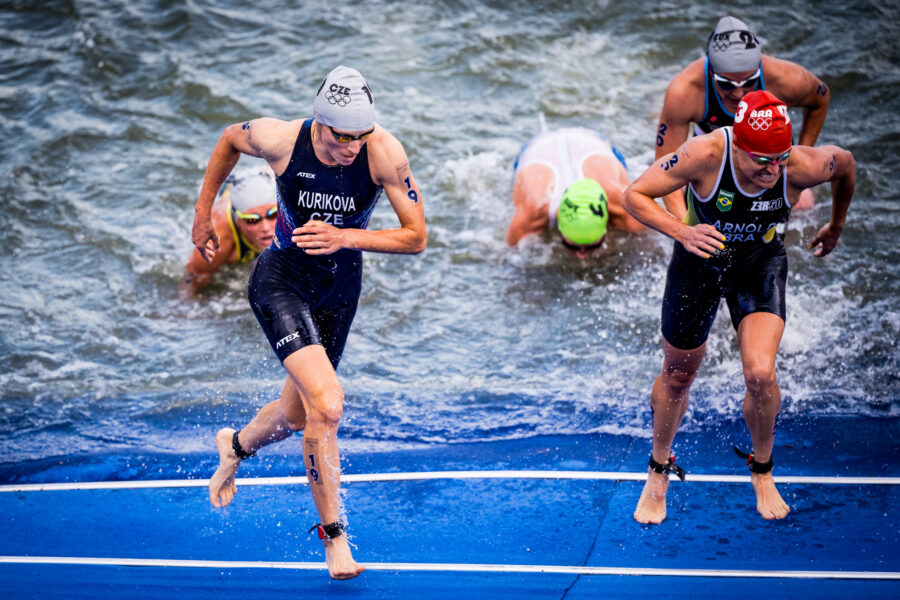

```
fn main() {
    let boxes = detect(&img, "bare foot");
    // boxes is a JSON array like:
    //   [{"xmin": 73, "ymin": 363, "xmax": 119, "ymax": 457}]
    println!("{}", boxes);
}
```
[
  {"xmin": 209, "ymin": 428, "xmax": 241, "ymax": 508},
  {"xmin": 324, "ymin": 535, "xmax": 366, "ymax": 580},
  {"xmin": 634, "ymin": 469, "xmax": 669, "ymax": 524},
  {"xmin": 751, "ymin": 471, "xmax": 790, "ymax": 520}
]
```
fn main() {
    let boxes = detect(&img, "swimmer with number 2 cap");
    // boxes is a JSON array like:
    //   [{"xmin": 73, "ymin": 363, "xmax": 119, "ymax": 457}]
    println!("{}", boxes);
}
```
[
  {"xmin": 623, "ymin": 90, "xmax": 855, "ymax": 524},
  {"xmin": 655, "ymin": 16, "xmax": 830, "ymax": 219},
  {"xmin": 192, "ymin": 65, "xmax": 426, "ymax": 580}
]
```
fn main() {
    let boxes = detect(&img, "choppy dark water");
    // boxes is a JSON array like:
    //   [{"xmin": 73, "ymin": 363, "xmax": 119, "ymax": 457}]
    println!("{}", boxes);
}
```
[{"xmin": 1, "ymin": 0, "xmax": 898, "ymax": 467}]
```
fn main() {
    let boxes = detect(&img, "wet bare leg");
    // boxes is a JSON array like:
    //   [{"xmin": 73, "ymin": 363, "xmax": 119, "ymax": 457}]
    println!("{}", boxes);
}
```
[
  {"xmin": 208, "ymin": 378, "xmax": 301, "ymax": 508},
  {"xmin": 634, "ymin": 340, "xmax": 705, "ymax": 524},
  {"xmin": 738, "ymin": 313, "xmax": 790, "ymax": 520},
  {"xmin": 285, "ymin": 347, "xmax": 365, "ymax": 580}
]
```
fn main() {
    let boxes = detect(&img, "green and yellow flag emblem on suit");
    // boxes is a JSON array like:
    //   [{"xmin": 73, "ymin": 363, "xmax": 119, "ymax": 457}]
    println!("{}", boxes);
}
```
[{"xmin": 716, "ymin": 190, "xmax": 734, "ymax": 212}]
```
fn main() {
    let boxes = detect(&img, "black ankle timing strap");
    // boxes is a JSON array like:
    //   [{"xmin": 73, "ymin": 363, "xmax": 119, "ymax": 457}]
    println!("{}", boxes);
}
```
[
  {"xmin": 733, "ymin": 446, "xmax": 774, "ymax": 474},
  {"xmin": 308, "ymin": 521, "xmax": 345, "ymax": 540},
  {"xmin": 648, "ymin": 454, "xmax": 686, "ymax": 481},
  {"xmin": 232, "ymin": 430, "xmax": 255, "ymax": 460}
]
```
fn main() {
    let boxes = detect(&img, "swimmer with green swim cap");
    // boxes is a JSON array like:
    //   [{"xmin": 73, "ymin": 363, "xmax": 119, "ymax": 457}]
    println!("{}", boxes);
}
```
[
  {"xmin": 508, "ymin": 127, "xmax": 644, "ymax": 259},
  {"xmin": 556, "ymin": 178, "xmax": 609, "ymax": 252}
]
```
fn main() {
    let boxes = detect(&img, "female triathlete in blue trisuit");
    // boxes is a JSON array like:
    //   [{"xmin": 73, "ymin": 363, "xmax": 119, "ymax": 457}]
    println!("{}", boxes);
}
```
[{"xmin": 191, "ymin": 66, "xmax": 426, "ymax": 580}]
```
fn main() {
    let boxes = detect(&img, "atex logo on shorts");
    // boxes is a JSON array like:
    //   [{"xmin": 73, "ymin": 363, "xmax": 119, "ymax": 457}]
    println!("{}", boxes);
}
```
[
  {"xmin": 276, "ymin": 332, "xmax": 300, "ymax": 349},
  {"xmin": 325, "ymin": 84, "xmax": 351, "ymax": 107}
]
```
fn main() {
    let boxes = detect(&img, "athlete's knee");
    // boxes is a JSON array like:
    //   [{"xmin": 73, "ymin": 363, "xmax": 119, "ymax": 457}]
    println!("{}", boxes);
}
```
[
  {"xmin": 660, "ymin": 365, "xmax": 698, "ymax": 395},
  {"xmin": 743, "ymin": 362, "xmax": 778, "ymax": 395},
  {"xmin": 305, "ymin": 386, "xmax": 344, "ymax": 428}
]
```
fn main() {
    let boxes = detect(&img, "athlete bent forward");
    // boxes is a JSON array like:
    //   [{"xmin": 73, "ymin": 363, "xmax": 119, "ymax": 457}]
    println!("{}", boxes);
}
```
[{"xmin": 623, "ymin": 90, "xmax": 854, "ymax": 524}]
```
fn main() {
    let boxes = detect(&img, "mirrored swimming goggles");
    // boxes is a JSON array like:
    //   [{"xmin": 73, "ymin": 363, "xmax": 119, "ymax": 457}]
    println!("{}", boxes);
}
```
[
  {"xmin": 712, "ymin": 67, "xmax": 762, "ymax": 91},
  {"xmin": 328, "ymin": 125, "xmax": 375, "ymax": 143},
  {"xmin": 234, "ymin": 205, "xmax": 277, "ymax": 225},
  {"xmin": 746, "ymin": 149, "xmax": 791, "ymax": 166}
]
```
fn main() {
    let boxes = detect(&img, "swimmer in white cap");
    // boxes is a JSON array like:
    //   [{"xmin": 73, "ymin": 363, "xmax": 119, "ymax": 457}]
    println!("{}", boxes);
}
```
[
  {"xmin": 653, "ymin": 15, "xmax": 829, "ymax": 218},
  {"xmin": 180, "ymin": 165, "xmax": 277, "ymax": 297},
  {"xmin": 508, "ymin": 127, "xmax": 644, "ymax": 259},
  {"xmin": 193, "ymin": 65, "xmax": 426, "ymax": 580}
]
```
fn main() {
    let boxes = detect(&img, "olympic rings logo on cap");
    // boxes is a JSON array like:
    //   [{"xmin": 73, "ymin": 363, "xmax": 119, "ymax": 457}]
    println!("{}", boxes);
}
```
[
  {"xmin": 749, "ymin": 108, "xmax": 773, "ymax": 130},
  {"xmin": 709, "ymin": 34, "xmax": 738, "ymax": 53},
  {"xmin": 748, "ymin": 116, "xmax": 772, "ymax": 130},
  {"xmin": 325, "ymin": 90, "xmax": 350, "ymax": 107}
]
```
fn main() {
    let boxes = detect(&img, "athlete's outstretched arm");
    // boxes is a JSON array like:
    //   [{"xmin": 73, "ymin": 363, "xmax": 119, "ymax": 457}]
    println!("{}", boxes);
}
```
[
  {"xmin": 506, "ymin": 167, "xmax": 551, "ymax": 246},
  {"xmin": 506, "ymin": 203, "xmax": 549, "ymax": 246},
  {"xmin": 624, "ymin": 138, "xmax": 725, "ymax": 259},
  {"xmin": 191, "ymin": 118, "xmax": 297, "ymax": 262},
  {"xmin": 788, "ymin": 145, "xmax": 855, "ymax": 257},
  {"xmin": 293, "ymin": 129, "xmax": 426, "ymax": 256}
]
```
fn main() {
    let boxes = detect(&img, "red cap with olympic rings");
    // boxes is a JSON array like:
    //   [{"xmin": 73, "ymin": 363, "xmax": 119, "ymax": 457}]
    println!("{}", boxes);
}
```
[{"xmin": 733, "ymin": 90, "xmax": 793, "ymax": 154}]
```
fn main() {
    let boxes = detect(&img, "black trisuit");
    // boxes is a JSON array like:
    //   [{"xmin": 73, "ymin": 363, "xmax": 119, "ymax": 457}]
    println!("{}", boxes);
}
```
[{"xmin": 661, "ymin": 127, "xmax": 793, "ymax": 350}]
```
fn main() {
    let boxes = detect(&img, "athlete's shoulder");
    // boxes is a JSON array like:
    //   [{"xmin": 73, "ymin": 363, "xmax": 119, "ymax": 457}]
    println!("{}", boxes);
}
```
[
  {"xmin": 761, "ymin": 56, "xmax": 823, "ymax": 101},
  {"xmin": 663, "ymin": 57, "xmax": 706, "ymax": 119},
  {"xmin": 761, "ymin": 54, "xmax": 811, "ymax": 75},
  {"xmin": 239, "ymin": 117, "xmax": 302, "ymax": 137},
  {"xmin": 235, "ymin": 117, "xmax": 304, "ymax": 165},
  {"xmin": 683, "ymin": 126, "xmax": 727, "ymax": 167},
  {"xmin": 366, "ymin": 124, "xmax": 407, "ymax": 163},
  {"xmin": 669, "ymin": 58, "xmax": 706, "ymax": 90},
  {"xmin": 211, "ymin": 203, "xmax": 238, "ymax": 247}
]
